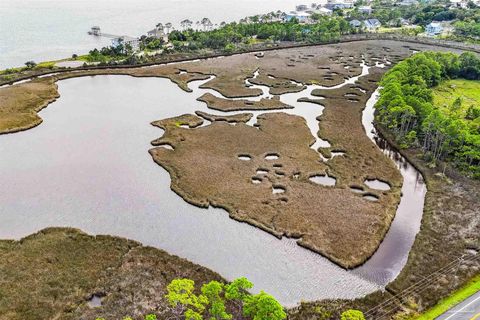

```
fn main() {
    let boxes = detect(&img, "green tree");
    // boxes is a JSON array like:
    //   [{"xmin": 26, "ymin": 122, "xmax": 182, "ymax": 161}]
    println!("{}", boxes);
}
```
[
  {"xmin": 225, "ymin": 277, "xmax": 253, "ymax": 302},
  {"xmin": 25, "ymin": 61, "xmax": 36, "ymax": 68},
  {"xmin": 166, "ymin": 279, "xmax": 208, "ymax": 318},
  {"xmin": 201, "ymin": 281, "xmax": 232, "ymax": 320},
  {"xmin": 466, "ymin": 105, "xmax": 480, "ymax": 120},
  {"xmin": 243, "ymin": 291, "xmax": 286, "ymax": 320},
  {"xmin": 340, "ymin": 309, "xmax": 366, "ymax": 320}
]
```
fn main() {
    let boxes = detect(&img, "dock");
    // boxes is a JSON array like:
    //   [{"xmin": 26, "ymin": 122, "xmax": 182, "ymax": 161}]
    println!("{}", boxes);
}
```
[{"xmin": 87, "ymin": 26, "xmax": 123, "ymax": 39}]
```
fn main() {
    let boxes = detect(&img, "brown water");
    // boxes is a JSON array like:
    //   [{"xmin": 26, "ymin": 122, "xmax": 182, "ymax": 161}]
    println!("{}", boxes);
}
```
[{"xmin": 0, "ymin": 71, "xmax": 426, "ymax": 305}]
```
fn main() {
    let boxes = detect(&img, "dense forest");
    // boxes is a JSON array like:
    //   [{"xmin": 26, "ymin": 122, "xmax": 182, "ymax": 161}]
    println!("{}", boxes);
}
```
[{"xmin": 375, "ymin": 52, "xmax": 480, "ymax": 177}]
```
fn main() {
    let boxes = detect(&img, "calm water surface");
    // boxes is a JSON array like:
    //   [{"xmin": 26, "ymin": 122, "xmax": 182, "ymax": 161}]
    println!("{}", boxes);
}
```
[
  {"xmin": 0, "ymin": 72, "xmax": 425, "ymax": 305},
  {"xmin": 0, "ymin": 0, "xmax": 305, "ymax": 69}
]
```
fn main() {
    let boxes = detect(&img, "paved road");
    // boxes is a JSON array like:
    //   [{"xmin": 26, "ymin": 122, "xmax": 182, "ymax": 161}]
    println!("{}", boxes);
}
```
[{"xmin": 436, "ymin": 291, "xmax": 480, "ymax": 320}]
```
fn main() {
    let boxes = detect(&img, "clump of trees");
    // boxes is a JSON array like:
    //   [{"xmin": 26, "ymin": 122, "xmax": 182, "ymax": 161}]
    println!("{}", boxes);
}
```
[
  {"xmin": 167, "ymin": 16, "xmax": 353, "ymax": 52},
  {"xmin": 376, "ymin": 51, "xmax": 480, "ymax": 178},
  {"xmin": 93, "ymin": 277, "xmax": 285, "ymax": 320},
  {"xmin": 85, "ymin": 40, "xmax": 134, "ymax": 63},
  {"xmin": 166, "ymin": 277, "xmax": 286, "ymax": 320},
  {"xmin": 25, "ymin": 60, "xmax": 37, "ymax": 68}
]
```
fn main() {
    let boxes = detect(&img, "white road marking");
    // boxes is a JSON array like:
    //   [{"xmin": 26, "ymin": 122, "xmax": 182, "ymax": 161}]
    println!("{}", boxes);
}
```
[{"xmin": 443, "ymin": 294, "xmax": 480, "ymax": 320}]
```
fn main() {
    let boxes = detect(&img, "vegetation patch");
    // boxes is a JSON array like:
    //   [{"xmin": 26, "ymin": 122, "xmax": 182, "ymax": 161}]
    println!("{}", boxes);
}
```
[
  {"xmin": 149, "ymin": 110, "xmax": 400, "ymax": 269},
  {"xmin": 0, "ymin": 78, "xmax": 59, "ymax": 134},
  {"xmin": 433, "ymin": 78, "xmax": 480, "ymax": 118},
  {"xmin": 375, "ymin": 51, "xmax": 480, "ymax": 178},
  {"xmin": 197, "ymin": 92, "xmax": 292, "ymax": 111},
  {"xmin": 0, "ymin": 228, "xmax": 228, "ymax": 320}
]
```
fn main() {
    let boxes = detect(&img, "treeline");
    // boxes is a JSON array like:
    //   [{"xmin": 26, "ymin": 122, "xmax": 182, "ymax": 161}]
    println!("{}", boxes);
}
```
[
  {"xmin": 86, "ymin": 42, "xmax": 133, "ymax": 63},
  {"xmin": 454, "ymin": 20, "xmax": 480, "ymax": 38},
  {"xmin": 168, "ymin": 16, "xmax": 353, "ymax": 52},
  {"xmin": 376, "ymin": 52, "xmax": 480, "ymax": 178}
]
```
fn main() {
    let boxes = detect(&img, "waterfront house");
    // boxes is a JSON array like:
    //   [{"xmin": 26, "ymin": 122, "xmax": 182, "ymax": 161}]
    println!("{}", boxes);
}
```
[
  {"xmin": 426, "ymin": 22, "xmax": 443, "ymax": 36},
  {"xmin": 364, "ymin": 19, "xmax": 381, "ymax": 31},
  {"xmin": 147, "ymin": 26, "xmax": 165, "ymax": 39},
  {"xmin": 112, "ymin": 36, "xmax": 140, "ymax": 51}
]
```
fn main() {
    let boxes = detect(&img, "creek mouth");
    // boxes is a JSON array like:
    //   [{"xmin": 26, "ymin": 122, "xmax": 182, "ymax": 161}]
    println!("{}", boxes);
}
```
[{"xmin": 0, "ymin": 64, "xmax": 425, "ymax": 306}]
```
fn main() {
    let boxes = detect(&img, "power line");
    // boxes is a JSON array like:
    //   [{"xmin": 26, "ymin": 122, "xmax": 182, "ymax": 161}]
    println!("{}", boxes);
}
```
[{"xmin": 365, "ymin": 253, "xmax": 480, "ymax": 319}]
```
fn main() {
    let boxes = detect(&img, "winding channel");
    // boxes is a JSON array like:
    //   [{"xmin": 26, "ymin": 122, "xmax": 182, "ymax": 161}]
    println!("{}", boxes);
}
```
[{"xmin": 0, "ymin": 60, "xmax": 425, "ymax": 306}]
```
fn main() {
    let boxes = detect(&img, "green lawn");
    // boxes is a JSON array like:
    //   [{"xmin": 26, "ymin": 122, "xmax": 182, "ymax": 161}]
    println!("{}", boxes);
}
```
[
  {"xmin": 414, "ymin": 274, "xmax": 480, "ymax": 320},
  {"xmin": 433, "ymin": 79, "xmax": 480, "ymax": 118}
]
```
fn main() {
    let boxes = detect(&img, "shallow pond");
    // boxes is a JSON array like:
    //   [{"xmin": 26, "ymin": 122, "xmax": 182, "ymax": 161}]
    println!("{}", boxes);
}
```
[{"xmin": 0, "ymin": 68, "xmax": 425, "ymax": 306}]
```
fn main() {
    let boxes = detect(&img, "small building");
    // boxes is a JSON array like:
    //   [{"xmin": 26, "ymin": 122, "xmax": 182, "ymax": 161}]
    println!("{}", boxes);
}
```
[
  {"xmin": 285, "ymin": 11, "xmax": 311, "ymax": 23},
  {"xmin": 364, "ymin": 18, "xmax": 381, "ymax": 31},
  {"xmin": 358, "ymin": 5, "xmax": 373, "ymax": 14},
  {"xmin": 112, "ymin": 36, "xmax": 140, "ymax": 51},
  {"xmin": 349, "ymin": 19, "xmax": 362, "ymax": 28},
  {"xmin": 147, "ymin": 27, "xmax": 165, "ymax": 39},
  {"xmin": 426, "ymin": 22, "xmax": 443, "ymax": 36}
]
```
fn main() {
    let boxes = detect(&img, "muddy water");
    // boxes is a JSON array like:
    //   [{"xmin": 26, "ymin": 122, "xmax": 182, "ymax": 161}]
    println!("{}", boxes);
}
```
[{"xmin": 0, "ymin": 70, "xmax": 425, "ymax": 306}]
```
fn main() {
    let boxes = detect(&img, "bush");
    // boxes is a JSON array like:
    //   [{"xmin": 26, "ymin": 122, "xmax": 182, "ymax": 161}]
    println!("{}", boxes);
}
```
[{"xmin": 340, "ymin": 309, "xmax": 366, "ymax": 320}]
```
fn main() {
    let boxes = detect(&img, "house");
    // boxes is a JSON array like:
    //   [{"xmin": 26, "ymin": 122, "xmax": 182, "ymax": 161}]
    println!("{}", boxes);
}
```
[
  {"xmin": 312, "ymin": 7, "xmax": 333, "ymax": 15},
  {"xmin": 319, "ymin": 7, "xmax": 333, "ymax": 15},
  {"xmin": 147, "ymin": 26, "xmax": 165, "ymax": 39},
  {"xmin": 364, "ymin": 18, "xmax": 381, "ymax": 31},
  {"xmin": 296, "ymin": 4, "xmax": 309, "ymax": 11},
  {"xmin": 112, "ymin": 36, "xmax": 140, "ymax": 51},
  {"xmin": 349, "ymin": 19, "xmax": 362, "ymax": 28},
  {"xmin": 358, "ymin": 5, "xmax": 373, "ymax": 14},
  {"xmin": 285, "ymin": 11, "xmax": 311, "ymax": 23},
  {"xmin": 399, "ymin": 18, "xmax": 410, "ymax": 26},
  {"xmin": 426, "ymin": 22, "xmax": 443, "ymax": 36},
  {"xmin": 450, "ymin": 0, "xmax": 468, "ymax": 8},
  {"xmin": 325, "ymin": 0, "xmax": 355, "ymax": 10}
]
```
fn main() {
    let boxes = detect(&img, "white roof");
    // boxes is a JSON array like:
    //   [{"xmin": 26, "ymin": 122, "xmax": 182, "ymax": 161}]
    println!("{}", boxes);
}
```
[{"xmin": 289, "ymin": 11, "xmax": 311, "ymax": 16}]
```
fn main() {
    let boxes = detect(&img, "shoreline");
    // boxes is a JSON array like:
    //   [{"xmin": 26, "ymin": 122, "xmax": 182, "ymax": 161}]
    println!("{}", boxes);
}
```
[{"xmin": 2, "ymin": 33, "xmax": 480, "ymax": 88}]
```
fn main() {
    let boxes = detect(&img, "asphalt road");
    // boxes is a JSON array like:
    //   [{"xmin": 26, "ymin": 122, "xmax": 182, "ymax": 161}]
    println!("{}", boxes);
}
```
[{"xmin": 436, "ymin": 291, "xmax": 480, "ymax": 320}]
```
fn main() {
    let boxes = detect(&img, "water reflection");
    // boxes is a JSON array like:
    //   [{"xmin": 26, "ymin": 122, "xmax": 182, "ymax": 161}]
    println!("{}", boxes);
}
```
[{"xmin": 0, "ymin": 66, "xmax": 426, "ymax": 305}]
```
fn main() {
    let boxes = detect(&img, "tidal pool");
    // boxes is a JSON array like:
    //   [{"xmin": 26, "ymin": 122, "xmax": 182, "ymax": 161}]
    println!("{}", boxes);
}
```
[{"xmin": 0, "ymin": 70, "xmax": 425, "ymax": 306}]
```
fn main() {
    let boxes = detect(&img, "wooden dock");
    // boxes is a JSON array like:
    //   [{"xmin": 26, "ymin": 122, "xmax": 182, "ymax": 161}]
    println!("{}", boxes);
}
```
[{"xmin": 87, "ymin": 26, "xmax": 123, "ymax": 39}]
